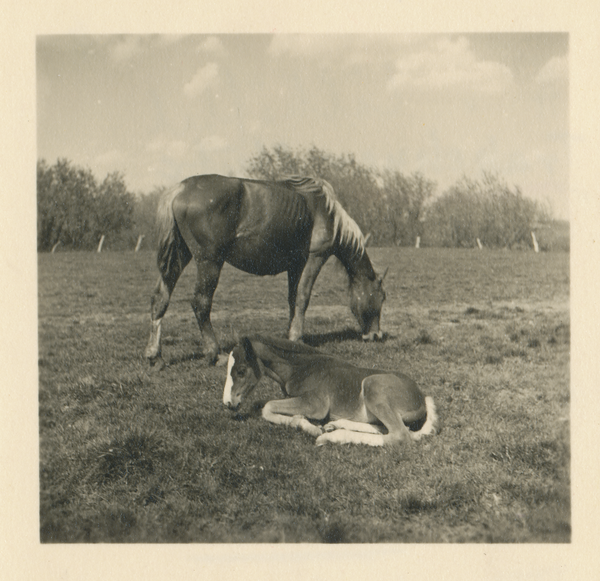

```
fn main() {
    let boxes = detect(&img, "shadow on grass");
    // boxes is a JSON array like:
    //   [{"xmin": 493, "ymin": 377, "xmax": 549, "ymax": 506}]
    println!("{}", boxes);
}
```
[{"xmin": 303, "ymin": 327, "xmax": 389, "ymax": 347}]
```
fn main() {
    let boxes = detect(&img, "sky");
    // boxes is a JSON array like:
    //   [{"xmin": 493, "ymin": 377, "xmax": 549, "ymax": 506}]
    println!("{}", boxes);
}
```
[{"xmin": 37, "ymin": 33, "xmax": 569, "ymax": 219}]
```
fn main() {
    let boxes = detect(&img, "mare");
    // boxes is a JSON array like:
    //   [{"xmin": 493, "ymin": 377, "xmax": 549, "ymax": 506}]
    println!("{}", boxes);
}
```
[
  {"xmin": 145, "ymin": 174, "xmax": 387, "ymax": 368},
  {"xmin": 222, "ymin": 335, "xmax": 438, "ymax": 447}
]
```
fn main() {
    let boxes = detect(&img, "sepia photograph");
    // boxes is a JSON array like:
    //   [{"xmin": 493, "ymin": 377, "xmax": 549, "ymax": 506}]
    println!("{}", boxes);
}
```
[
  {"xmin": 3, "ymin": 1, "xmax": 599, "ymax": 579},
  {"xmin": 37, "ymin": 31, "xmax": 570, "ymax": 544}
]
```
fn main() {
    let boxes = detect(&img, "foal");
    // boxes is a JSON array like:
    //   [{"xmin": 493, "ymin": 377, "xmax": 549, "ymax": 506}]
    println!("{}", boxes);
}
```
[{"xmin": 222, "ymin": 335, "xmax": 438, "ymax": 447}]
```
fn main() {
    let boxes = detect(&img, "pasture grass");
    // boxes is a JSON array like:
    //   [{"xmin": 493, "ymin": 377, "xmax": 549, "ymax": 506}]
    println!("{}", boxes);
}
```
[{"xmin": 38, "ymin": 248, "xmax": 570, "ymax": 542}]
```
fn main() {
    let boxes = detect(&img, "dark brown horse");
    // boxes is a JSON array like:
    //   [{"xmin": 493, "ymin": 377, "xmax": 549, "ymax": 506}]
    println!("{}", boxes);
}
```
[
  {"xmin": 145, "ymin": 174, "xmax": 387, "ymax": 367},
  {"xmin": 223, "ymin": 335, "xmax": 438, "ymax": 447}
]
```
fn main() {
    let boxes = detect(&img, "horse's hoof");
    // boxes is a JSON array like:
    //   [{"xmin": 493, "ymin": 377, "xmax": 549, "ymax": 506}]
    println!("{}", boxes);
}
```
[{"xmin": 148, "ymin": 356, "xmax": 166, "ymax": 371}]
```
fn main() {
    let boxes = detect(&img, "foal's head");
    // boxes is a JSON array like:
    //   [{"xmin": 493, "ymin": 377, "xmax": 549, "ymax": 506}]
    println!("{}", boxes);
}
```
[{"xmin": 222, "ymin": 337, "xmax": 262, "ymax": 411}]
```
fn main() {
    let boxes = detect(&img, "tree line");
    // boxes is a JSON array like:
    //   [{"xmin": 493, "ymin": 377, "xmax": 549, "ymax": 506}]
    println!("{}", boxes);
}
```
[{"xmin": 37, "ymin": 148, "xmax": 564, "ymax": 252}]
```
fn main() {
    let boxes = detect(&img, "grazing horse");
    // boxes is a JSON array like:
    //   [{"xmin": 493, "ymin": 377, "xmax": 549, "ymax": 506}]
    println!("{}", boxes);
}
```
[
  {"xmin": 222, "ymin": 335, "xmax": 438, "ymax": 447},
  {"xmin": 145, "ymin": 174, "xmax": 387, "ymax": 367}
]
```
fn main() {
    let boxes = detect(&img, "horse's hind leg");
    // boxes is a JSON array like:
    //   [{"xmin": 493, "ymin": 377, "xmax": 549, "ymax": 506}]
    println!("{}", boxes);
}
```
[
  {"xmin": 190, "ymin": 257, "xmax": 224, "ymax": 365},
  {"xmin": 145, "ymin": 261, "xmax": 189, "ymax": 369}
]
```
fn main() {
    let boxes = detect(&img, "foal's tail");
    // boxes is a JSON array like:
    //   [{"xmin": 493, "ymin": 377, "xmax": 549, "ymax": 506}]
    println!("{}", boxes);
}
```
[
  {"xmin": 410, "ymin": 396, "xmax": 439, "ymax": 441},
  {"xmin": 155, "ymin": 183, "xmax": 192, "ymax": 281}
]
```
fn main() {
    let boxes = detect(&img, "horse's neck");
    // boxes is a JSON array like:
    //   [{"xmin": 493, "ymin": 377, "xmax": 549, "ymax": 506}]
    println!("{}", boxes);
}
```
[{"xmin": 335, "ymin": 245, "xmax": 375, "ymax": 283}]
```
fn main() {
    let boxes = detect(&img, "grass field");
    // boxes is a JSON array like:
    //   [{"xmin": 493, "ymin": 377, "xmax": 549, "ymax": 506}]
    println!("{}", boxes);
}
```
[{"xmin": 38, "ymin": 247, "xmax": 570, "ymax": 543}]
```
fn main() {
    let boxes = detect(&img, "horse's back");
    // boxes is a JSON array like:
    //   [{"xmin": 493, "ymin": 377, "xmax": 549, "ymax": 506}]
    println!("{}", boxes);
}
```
[
  {"xmin": 171, "ymin": 174, "xmax": 320, "ymax": 275},
  {"xmin": 172, "ymin": 175, "xmax": 244, "ymax": 250}
]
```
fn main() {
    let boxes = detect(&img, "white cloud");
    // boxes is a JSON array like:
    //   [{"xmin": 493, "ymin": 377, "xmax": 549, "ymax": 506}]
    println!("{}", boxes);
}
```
[
  {"xmin": 196, "ymin": 135, "xmax": 228, "ymax": 152},
  {"xmin": 109, "ymin": 37, "xmax": 144, "ymax": 63},
  {"xmin": 388, "ymin": 36, "xmax": 513, "ymax": 93},
  {"xmin": 198, "ymin": 36, "xmax": 225, "ymax": 54},
  {"xmin": 183, "ymin": 63, "xmax": 219, "ymax": 98},
  {"xmin": 535, "ymin": 56, "xmax": 568, "ymax": 84}
]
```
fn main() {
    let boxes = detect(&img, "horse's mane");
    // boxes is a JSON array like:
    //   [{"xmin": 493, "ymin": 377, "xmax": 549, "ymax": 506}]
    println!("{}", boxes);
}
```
[{"xmin": 280, "ymin": 176, "xmax": 365, "ymax": 255}]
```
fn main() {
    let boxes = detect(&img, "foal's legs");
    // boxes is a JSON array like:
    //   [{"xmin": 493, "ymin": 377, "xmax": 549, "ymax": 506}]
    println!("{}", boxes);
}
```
[
  {"xmin": 363, "ymin": 375, "xmax": 413, "ymax": 446},
  {"xmin": 190, "ymin": 257, "xmax": 224, "ymax": 365},
  {"xmin": 262, "ymin": 394, "xmax": 329, "ymax": 438},
  {"xmin": 288, "ymin": 254, "xmax": 327, "ymax": 341}
]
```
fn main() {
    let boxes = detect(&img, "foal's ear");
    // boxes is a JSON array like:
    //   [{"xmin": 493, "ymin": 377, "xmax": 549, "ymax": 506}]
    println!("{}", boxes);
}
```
[
  {"xmin": 241, "ymin": 337, "xmax": 261, "ymax": 377},
  {"xmin": 241, "ymin": 337, "xmax": 256, "ymax": 363}
]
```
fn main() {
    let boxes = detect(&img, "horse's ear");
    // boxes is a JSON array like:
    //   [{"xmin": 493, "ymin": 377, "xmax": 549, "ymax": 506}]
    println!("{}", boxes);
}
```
[{"xmin": 364, "ymin": 233, "xmax": 372, "ymax": 247}]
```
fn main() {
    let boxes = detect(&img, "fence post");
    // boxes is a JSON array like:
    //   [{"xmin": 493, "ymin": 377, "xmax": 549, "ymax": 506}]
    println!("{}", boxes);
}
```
[
  {"xmin": 476, "ymin": 238, "xmax": 483, "ymax": 250},
  {"xmin": 531, "ymin": 232, "xmax": 539, "ymax": 253},
  {"xmin": 415, "ymin": 236, "xmax": 420, "ymax": 249},
  {"xmin": 97, "ymin": 235, "xmax": 105, "ymax": 253},
  {"xmin": 135, "ymin": 234, "xmax": 145, "ymax": 252}
]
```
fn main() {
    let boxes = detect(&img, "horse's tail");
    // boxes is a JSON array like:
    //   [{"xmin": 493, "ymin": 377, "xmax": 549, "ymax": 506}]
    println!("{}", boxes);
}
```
[
  {"xmin": 319, "ymin": 179, "xmax": 365, "ymax": 255},
  {"xmin": 410, "ymin": 396, "xmax": 439, "ymax": 441},
  {"xmin": 155, "ymin": 183, "xmax": 192, "ymax": 281}
]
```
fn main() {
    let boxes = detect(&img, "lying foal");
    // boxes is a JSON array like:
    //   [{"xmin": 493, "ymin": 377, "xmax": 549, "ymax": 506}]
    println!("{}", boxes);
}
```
[{"xmin": 223, "ymin": 335, "xmax": 438, "ymax": 447}]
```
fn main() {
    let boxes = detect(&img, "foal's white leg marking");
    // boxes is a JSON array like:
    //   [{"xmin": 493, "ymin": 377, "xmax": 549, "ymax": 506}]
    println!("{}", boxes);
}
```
[
  {"xmin": 323, "ymin": 419, "xmax": 384, "ymax": 435},
  {"xmin": 262, "ymin": 403, "xmax": 322, "ymax": 437},
  {"xmin": 410, "ymin": 396, "xmax": 439, "ymax": 440},
  {"xmin": 316, "ymin": 429, "xmax": 385, "ymax": 447},
  {"xmin": 290, "ymin": 415, "xmax": 323, "ymax": 437},
  {"xmin": 222, "ymin": 352, "xmax": 235, "ymax": 406}
]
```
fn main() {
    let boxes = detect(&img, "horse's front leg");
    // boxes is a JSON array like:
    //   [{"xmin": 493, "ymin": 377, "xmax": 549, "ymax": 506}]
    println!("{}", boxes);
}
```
[
  {"xmin": 288, "ymin": 254, "xmax": 327, "ymax": 342},
  {"xmin": 190, "ymin": 257, "xmax": 224, "ymax": 365}
]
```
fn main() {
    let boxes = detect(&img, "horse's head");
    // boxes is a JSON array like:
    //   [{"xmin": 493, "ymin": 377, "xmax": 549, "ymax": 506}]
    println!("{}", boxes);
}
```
[
  {"xmin": 222, "ymin": 337, "xmax": 262, "ymax": 411},
  {"xmin": 349, "ymin": 267, "xmax": 388, "ymax": 341}
]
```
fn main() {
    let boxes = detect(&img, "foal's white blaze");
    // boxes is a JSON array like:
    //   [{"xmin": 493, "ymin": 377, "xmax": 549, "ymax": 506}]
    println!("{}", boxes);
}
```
[{"xmin": 222, "ymin": 352, "xmax": 235, "ymax": 406}]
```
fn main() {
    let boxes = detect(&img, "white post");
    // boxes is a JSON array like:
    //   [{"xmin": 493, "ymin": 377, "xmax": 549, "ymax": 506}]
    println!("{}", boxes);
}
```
[
  {"xmin": 97, "ymin": 235, "xmax": 105, "ymax": 253},
  {"xmin": 531, "ymin": 231, "xmax": 539, "ymax": 253},
  {"xmin": 51, "ymin": 241, "xmax": 61, "ymax": 253},
  {"xmin": 135, "ymin": 234, "xmax": 145, "ymax": 252},
  {"xmin": 476, "ymin": 238, "xmax": 483, "ymax": 250},
  {"xmin": 415, "ymin": 236, "xmax": 420, "ymax": 249}
]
